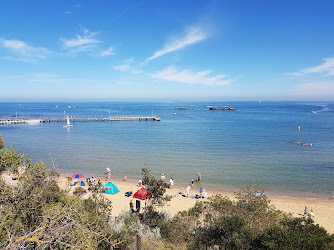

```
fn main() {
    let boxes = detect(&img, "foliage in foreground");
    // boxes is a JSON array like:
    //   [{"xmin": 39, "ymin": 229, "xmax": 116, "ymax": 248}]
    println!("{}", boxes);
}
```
[
  {"xmin": 0, "ymin": 148, "xmax": 122, "ymax": 249},
  {"xmin": 0, "ymin": 133, "xmax": 5, "ymax": 149},
  {"xmin": 1, "ymin": 148, "xmax": 333, "ymax": 249},
  {"xmin": 157, "ymin": 188, "xmax": 334, "ymax": 249}
]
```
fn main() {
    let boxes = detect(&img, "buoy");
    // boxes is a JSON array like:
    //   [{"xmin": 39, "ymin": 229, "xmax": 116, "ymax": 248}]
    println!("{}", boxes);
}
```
[{"xmin": 298, "ymin": 126, "xmax": 300, "ymax": 130}]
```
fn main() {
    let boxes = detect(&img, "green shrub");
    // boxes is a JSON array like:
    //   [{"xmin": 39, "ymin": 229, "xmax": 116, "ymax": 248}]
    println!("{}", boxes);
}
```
[
  {"xmin": 0, "ymin": 133, "xmax": 5, "ymax": 149},
  {"xmin": 0, "ymin": 148, "xmax": 122, "ymax": 249}
]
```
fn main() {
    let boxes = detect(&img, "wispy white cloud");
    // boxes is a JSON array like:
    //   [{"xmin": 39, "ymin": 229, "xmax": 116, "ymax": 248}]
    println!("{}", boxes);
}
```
[
  {"xmin": 132, "ymin": 70, "xmax": 143, "ymax": 74},
  {"xmin": 100, "ymin": 46, "xmax": 115, "ymax": 56},
  {"xmin": 146, "ymin": 26, "xmax": 207, "ymax": 62},
  {"xmin": 286, "ymin": 58, "xmax": 334, "ymax": 77},
  {"xmin": 124, "ymin": 58, "xmax": 135, "ymax": 64},
  {"xmin": 64, "ymin": 11, "xmax": 72, "ymax": 15},
  {"xmin": 149, "ymin": 67, "xmax": 233, "ymax": 86},
  {"xmin": 112, "ymin": 64, "xmax": 131, "ymax": 71},
  {"xmin": 60, "ymin": 29, "xmax": 101, "ymax": 53},
  {"xmin": 0, "ymin": 38, "xmax": 51, "ymax": 61},
  {"xmin": 113, "ymin": 59, "xmax": 143, "ymax": 74}
]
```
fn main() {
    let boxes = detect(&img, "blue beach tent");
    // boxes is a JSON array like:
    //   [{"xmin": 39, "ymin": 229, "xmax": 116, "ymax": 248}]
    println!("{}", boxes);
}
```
[{"xmin": 102, "ymin": 182, "xmax": 120, "ymax": 195}]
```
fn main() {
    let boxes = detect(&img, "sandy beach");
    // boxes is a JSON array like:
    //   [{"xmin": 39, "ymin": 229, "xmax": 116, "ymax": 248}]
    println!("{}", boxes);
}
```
[{"xmin": 58, "ymin": 176, "xmax": 334, "ymax": 234}]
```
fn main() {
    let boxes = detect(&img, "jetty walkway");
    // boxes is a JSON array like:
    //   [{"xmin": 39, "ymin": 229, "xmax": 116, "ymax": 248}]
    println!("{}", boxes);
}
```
[{"xmin": 0, "ymin": 116, "xmax": 161, "ymax": 125}]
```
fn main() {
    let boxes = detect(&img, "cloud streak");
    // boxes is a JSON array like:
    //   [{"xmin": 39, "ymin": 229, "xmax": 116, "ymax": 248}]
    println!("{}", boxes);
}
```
[
  {"xmin": 100, "ymin": 46, "xmax": 115, "ymax": 56},
  {"xmin": 112, "ymin": 64, "xmax": 131, "ymax": 71},
  {"xmin": 60, "ymin": 29, "xmax": 101, "ymax": 53},
  {"xmin": 146, "ymin": 26, "xmax": 206, "ymax": 62},
  {"xmin": 149, "ymin": 67, "xmax": 233, "ymax": 86},
  {"xmin": 113, "ymin": 58, "xmax": 143, "ymax": 74},
  {"xmin": 286, "ymin": 58, "xmax": 334, "ymax": 77},
  {"xmin": 0, "ymin": 38, "xmax": 51, "ymax": 61}
]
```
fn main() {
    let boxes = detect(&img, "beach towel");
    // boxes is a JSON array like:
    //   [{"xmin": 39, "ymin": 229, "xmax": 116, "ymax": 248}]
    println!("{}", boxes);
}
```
[{"xmin": 190, "ymin": 195, "xmax": 201, "ymax": 199}]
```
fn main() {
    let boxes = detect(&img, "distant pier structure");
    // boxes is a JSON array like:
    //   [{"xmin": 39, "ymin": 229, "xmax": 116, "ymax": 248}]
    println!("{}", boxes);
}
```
[{"xmin": 0, "ymin": 116, "xmax": 161, "ymax": 125}]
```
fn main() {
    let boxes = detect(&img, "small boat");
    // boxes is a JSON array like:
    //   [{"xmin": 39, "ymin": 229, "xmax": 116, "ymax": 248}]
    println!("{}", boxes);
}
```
[
  {"xmin": 63, "ymin": 116, "xmax": 73, "ymax": 127},
  {"xmin": 209, "ymin": 107, "xmax": 236, "ymax": 111},
  {"xmin": 172, "ymin": 112, "xmax": 176, "ymax": 115},
  {"xmin": 311, "ymin": 111, "xmax": 317, "ymax": 113}
]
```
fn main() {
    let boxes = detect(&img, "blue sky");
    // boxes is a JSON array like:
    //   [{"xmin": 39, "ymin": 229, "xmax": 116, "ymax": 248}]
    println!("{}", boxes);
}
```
[{"xmin": 1, "ymin": 0, "xmax": 334, "ymax": 101}]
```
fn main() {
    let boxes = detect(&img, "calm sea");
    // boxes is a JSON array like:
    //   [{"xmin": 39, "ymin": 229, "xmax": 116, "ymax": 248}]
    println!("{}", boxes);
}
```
[{"xmin": 1, "ymin": 101, "xmax": 333, "ymax": 197}]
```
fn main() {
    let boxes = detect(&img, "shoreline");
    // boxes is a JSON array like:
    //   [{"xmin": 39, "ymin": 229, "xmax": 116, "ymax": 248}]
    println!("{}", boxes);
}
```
[
  {"xmin": 57, "ymin": 173, "xmax": 334, "ymax": 234},
  {"xmin": 58, "ymin": 170, "xmax": 334, "ymax": 203}
]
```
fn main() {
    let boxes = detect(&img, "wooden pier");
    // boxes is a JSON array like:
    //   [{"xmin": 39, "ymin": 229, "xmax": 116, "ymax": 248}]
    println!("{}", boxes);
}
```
[{"xmin": 0, "ymin": 116, "xmax": 161, "ymax": 125}]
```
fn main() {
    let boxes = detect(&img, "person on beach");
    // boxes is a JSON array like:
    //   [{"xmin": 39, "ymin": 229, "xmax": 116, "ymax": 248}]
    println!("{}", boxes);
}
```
[
  {"xmin": 161, "ymin": 173, "xmax": 166, "ymax": 180},
  {"xmin": 123, "ymin": 176, "xmax": 127, "ymax": 181},
  {"xmin": 196, "ymin": 173, "xmax": 201, "ymax": 182},
  {"xmin": 179, "ymin": 188, "xmax": 185, "ymax": 197},
  {"xmin": 201, "ymin": 189, "xmax": 207, "ymax": 199},
  {"xmin": 186, "ymin": 185, "xmax": 191, "ymax": 197},
  {"xmin": 304, "ymin": 206, "xmax": 308, "ymax": 215},
  {"xmin": 169, "ymin": 178, "xmax": 174, "ymax": 189},
  {"xmin": 138, "ymin": 180, "xmax": 142, "ymax": 187},
  {"xmin": 130, "ymin": 200, "xmax": 134, "ymax": 213},
  {"xmin": 106, "ymin": 167, "xmax": 111, "ymax": 179},
  {"xmin": 307, "ymin": 209, "xmax": 315, "ymax": 221}
]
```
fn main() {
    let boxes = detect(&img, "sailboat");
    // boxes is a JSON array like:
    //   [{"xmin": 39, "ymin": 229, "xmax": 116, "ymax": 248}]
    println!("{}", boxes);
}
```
[{"xmin": 63, "ymin": 116, "xmax": 73, "ymax": 128}]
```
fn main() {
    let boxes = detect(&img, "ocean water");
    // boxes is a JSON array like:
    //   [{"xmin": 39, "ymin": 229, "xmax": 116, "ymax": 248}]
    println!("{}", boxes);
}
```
[{"xmin": 1, "ymin": 101, "xmax": 334, "ymax": 196}]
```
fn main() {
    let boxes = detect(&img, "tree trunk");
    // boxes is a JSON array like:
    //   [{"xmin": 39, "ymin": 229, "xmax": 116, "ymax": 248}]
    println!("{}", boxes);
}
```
[{"xmin": 136, "ymin": 233, "xmax": 141, "ymax": 250}]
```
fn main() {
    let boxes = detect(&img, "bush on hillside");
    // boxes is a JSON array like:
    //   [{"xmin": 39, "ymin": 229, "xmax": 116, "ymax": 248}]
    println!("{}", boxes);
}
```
[
  {"xmin": 0, "ymin": 133, "xmax": 5, "ymax": 149},
  {"xmin": 0, "ymin": 148, "xmax": 122, "ymax": 249}
]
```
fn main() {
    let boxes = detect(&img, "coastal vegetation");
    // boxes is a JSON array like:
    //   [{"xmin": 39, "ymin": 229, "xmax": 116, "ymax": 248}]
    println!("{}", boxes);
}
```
[
  {"xmin": 0, "ymin": 148, "xmax": 333, "ymax": 249},
  {"xmin": 0, "ymin": 133, "xmax": 5, "ymax": 149}
]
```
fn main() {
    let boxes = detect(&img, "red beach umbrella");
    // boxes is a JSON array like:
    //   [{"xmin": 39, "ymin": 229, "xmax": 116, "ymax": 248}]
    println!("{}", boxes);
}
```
[
  {"xmin": 133, "ymin": 187, "xmax": 152, "ymax": 200},
  {"xmin": 72, "ymin": 174, "xmax": 84, "ymax": 179}
]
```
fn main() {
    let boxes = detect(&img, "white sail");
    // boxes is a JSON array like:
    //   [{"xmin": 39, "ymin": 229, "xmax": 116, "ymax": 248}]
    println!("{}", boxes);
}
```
[{"xmin": 63, "ymin": 115, "xmax": 73, "ymax": 127}]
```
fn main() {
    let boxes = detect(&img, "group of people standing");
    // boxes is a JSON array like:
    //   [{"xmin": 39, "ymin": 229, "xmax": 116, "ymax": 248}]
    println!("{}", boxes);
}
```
[
  {"xmin": 161, "ymin": 173, "xmax": 174, "ymax": 189},
  {"xmin": 161, "ymin": 172, "xmax": 202, "ymax": 191},
  {"xmin": 179, "ymin": 185, "xmax": 207, "ymax": 198},
  {"xmin": 177, "ymin": 173, "xmax": 205, "ymax": 198}
]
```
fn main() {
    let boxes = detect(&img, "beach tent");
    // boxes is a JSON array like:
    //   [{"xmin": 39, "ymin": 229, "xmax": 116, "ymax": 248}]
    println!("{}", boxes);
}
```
[
  {"xmin": 73, "ymin": 180, "xmax": 88, "ymax": 187},
  {"xmin": 102, "ymin": 182, "xmax": 120, "ymax": 195},
  {"xmin": 133, "ymin": 187, "xmax": 152, "ymax": 200},
  {"xmin": 72, "ymin": 174, "xmax": 84, "ymax": 179}
]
